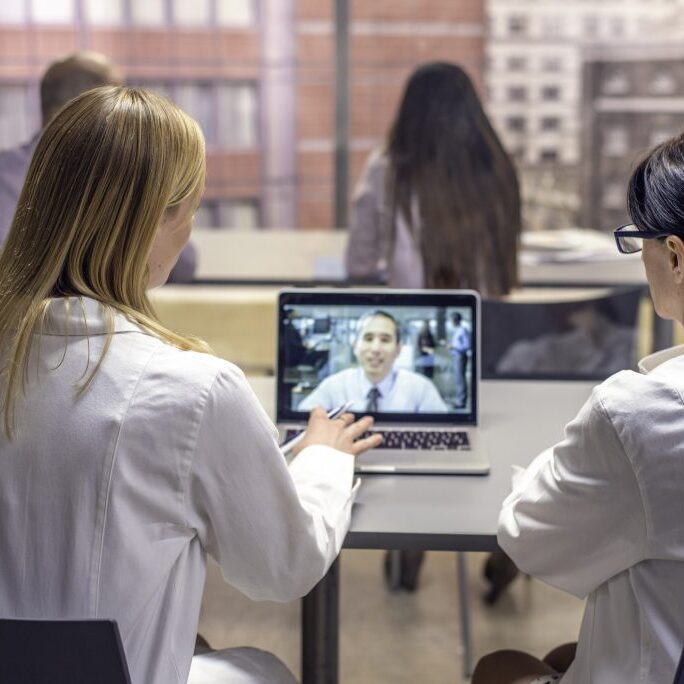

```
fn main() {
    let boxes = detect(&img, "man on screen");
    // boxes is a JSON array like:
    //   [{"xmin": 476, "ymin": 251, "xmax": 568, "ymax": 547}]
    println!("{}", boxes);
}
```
[{"xmin": 298, "ymin": 310, "xmax": 448, "ymax": 413}]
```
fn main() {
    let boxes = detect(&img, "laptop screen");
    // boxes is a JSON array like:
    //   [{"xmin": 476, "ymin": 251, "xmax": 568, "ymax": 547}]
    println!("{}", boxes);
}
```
[{"xmin": 277, "ymin": 289, "xmax": 479, "ymax": 425}]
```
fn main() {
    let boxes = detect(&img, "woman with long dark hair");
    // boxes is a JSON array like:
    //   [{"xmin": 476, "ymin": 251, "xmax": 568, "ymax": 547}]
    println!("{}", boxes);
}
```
[
  {"xmin": 347, "ymin": 62, "xmax": 522, "ymax": 595},
  {"xmin": 346, "ymin": 61, "xmax": 520, "ymax": 294}
]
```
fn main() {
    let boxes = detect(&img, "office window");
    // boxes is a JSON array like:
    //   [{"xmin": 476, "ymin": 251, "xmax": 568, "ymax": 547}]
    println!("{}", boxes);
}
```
[
  {"xmin": 541, "ymin": 86, "xmax": 560, "ymax": 101},
  {"xmin": 506, "ymin": 116, "xmax": 526, "ymax": 132},
  {"xmin": 217, "ymin": 83, "xmax": 258, "ymax": 149},
  {"xmin": 507, "ymin": 86, "xmax": 527, "ymax": 102},
  {"xmin": 84, "ymin": 0, "xmax": 124, "ymax": 26},
  {"xmin": 650, "ymin": 129, "xmax": 675, "ymax": 147},
  {"xmin": 197, "ymin": 199, "xmax": 260, "ymax": 229},
  {"xmin": 610, "ymin": 17, "xmax": 625, "ymax": 37},
  {"xmin": 583, "ymin": 16, "xmax": 598, "ymax": 37},
  {"xmin": 216, "ymin": 0, "xmax": 255, "ymax": 27},
  {"xmin": 31, "ymin": 0, "xmax": 75, "ymax": 24},
  {"xmin": 540, "ymin": 116, "xmax": 560, "ymax": 131},
  {"xmin": 541, "ymin": 16, "xmax": 563, "ymax": 36},
  {"xmin": 173, "ymin": 0, "xmax": 210, "ymax": 27},
  {"xmin": 174, "ymin": 82, "xmax": 215, "ymax": 144},
  {"xmin": 0, "ymin": 0, "xmax": 26, "ymax": 24},
  {"xmin": 0, "ymin": 85, "xmax": 33, "ymax": 149},
  {"xmin": 507, "ymin": 56, "xmax": 527, "ymax": 72},
  {"xmin": 539, "ymin": 148, "xmax": 558, "ymax": 163},
  {"xmin": 131, "ymin": 0, "xmax": 166, "ymax": 26},
  {"xmin": 601, "ymin": 182, "xmax": 623, "ymax": 210},
  {"xmin": 507, "ymin": 15, "xmax": 527, "ymax": 35}
]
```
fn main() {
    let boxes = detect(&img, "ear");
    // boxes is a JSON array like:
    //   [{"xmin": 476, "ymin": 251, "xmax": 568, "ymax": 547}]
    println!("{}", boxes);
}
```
[{"xmin": 666, "ymin": 236, "xmax": 684, "ymax": 284}]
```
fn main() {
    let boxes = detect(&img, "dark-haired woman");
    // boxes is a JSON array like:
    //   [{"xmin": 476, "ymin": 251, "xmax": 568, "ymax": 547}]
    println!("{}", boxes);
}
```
[
  {"xmin": 346, "ymin": 61, "xmax": 520, "ymax": 293},
  {"xmin": 474, "ymin": 134, "xmax": 684, "ymax": 682},
  {"xmin": 346, "ymin": 62, "xmax": 521, "ymax": 595}
]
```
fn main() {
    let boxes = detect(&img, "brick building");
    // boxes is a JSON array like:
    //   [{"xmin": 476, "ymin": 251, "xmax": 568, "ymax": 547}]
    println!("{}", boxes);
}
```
[{"xmin": 0, "ymin": 0, "xmax": 485, "ymax": 230}]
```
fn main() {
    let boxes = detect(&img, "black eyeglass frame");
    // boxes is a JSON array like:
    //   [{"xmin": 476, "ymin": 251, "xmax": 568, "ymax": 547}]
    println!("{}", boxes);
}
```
[{"xmin": 613, "ymin": 223, "xmax": 671, "ymax": 254}]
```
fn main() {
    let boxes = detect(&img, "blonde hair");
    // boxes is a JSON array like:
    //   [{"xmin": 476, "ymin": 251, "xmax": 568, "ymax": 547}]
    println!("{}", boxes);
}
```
[{"xmin": 0, "ymin": 86, "xmax": 208, "ymax": 436}]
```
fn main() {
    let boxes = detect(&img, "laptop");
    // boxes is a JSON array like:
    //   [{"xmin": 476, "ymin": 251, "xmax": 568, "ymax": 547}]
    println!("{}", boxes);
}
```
[{"xmin": 276, "ymin": 289, "xmax": 489, "ymax": 474}]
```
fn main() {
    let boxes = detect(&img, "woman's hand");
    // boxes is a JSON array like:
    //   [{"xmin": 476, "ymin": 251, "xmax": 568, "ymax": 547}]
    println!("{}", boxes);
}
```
[{"xmin": 292, "ymin": 407, "xmax": 383, "ymax": 456}]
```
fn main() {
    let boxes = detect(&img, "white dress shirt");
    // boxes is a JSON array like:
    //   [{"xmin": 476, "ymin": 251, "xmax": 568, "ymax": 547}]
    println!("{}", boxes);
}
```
[
  {"xmin": 0, "ymin": 297, "xmax": 355, "ymax": 684},
  {"xmin": 499, "ymin": 345, "xmax": 684, "ymax": 684},
  {"xmin": 298, "ymin": 366, "xmax": 448, "ymax": 412}
]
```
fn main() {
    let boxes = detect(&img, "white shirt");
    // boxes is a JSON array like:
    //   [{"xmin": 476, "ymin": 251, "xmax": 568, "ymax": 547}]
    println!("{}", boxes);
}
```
[
  {"xmin": 298, "ymin": 366, "xmax": 448, "ymax": 412},
  {"xmin": 449, "ymin": 325, "xmax": 471, "ymax": 354},
  {"xmin": 0, "ymin": 297, "xmax": 355, "ymax": 684},
  {"xmin": 499, "ymin": 345, "xmax": 684, "ymax": 684}
]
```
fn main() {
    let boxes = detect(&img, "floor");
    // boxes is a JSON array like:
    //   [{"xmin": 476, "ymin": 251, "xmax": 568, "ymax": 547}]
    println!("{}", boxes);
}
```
[{"xmin": 198, "ymin": 550, "xmax": 584, "ymax": 683}]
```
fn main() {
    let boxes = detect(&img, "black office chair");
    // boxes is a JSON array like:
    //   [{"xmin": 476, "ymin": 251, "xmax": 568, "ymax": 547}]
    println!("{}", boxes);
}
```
[
  {"xmin": 674, "ymin": 645, "xmax": 684, "ymax": 684},
  {"xmin": 482, "ymin": 286, "xmax": 644, "ymax": 381},
  {"xmin": 0, "ymin": 619, "xmax": 132, "ymax": 684}
]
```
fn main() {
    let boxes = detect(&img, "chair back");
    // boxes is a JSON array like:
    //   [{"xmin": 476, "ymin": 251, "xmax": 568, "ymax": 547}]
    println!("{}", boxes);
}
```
[
  {"xmin": 482, "ymin": 286, "xmax": 644, "ymax": 380},
  {"xmin": 0, "ymin": 619, "xmax": 131, "ymax": 684},
  {"xmin": 674, "ymin": 645, "xmax": 684, "ymax": 684}
]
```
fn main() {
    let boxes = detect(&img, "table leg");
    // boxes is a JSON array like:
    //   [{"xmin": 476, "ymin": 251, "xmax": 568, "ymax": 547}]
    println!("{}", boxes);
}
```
[
  {"xmin": 301, "ymin": 557, "xmax": 340, "ymax": 684},
  {"xmin": 457, "ymin": 552, "xmax": 473, "ymax": 679}
]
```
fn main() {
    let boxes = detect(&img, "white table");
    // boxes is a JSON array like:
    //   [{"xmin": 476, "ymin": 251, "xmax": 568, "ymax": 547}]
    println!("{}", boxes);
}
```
[{"xmin": 248, "ymin": 377, "xmax": 595, "ymax": 684}]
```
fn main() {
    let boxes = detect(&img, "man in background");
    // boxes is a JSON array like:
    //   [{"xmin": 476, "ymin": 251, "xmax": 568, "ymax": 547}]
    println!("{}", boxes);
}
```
[{"xmin": 0, "ymin": 51, "xmax": 196, "ymax": 282}]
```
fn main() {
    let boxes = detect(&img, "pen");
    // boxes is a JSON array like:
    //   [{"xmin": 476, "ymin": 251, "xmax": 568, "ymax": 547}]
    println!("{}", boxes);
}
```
[{"xmin": 280, "ymin": 400, "xmax": 354, "ymax": 456}]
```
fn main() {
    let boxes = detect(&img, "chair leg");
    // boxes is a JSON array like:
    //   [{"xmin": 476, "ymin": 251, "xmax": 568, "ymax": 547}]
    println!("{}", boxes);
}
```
[{"xmin": 457, "ymin": 552, "xmax": 473, "ymax": 679}]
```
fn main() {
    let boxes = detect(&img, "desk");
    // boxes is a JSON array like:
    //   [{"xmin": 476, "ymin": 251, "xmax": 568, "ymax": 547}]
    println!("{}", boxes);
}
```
[{"xmin": 247, "ymin": 376, "xmax": 595, "ymax": 684}]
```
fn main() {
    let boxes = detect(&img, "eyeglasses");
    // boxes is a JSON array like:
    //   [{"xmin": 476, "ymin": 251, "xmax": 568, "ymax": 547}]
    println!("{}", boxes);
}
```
[{"xmin": 614, "ymin": 223, "xmax": 671, "ymax": 254}]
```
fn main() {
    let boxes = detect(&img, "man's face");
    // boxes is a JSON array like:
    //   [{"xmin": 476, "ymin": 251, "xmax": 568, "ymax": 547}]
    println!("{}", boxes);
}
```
[{"xmin": 354, "ymin": 315, "xmax": 401, "ymax": 384}]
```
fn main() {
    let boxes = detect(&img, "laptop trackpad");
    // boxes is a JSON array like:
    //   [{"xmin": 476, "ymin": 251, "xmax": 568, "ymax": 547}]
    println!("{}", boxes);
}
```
[{"xmin": 357, "ymin": 449, "xmax": 419, "ymax": 467}]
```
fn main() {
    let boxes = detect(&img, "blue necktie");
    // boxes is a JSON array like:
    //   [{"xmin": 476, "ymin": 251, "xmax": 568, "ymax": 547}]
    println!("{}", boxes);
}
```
[{"xmin": 366, "ymin": 386, "xmax": 381, "ymax": 412}]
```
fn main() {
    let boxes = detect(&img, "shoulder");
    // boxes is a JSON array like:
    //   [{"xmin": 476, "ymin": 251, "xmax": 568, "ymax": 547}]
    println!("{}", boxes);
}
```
[
  {"xmin": 319, "ymin": 367, "xmax": 356, "ymax": 388},
  {"xmin": 395, "ymin": 368, "xmax": 435, "ymax": 390},
  {"xmin": 354, "ymin": 148, "xmax": 389, "ymax": 196}
]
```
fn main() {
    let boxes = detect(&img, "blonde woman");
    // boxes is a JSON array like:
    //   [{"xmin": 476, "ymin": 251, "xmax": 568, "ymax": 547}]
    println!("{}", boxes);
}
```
[{"xmin": 0, "ymin": 87, "xmax": 381, "ymax": 684}]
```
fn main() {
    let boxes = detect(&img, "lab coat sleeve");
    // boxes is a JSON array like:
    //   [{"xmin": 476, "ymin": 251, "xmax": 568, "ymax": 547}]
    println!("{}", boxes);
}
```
[
  {"xmin": 498, "ymin": 384, "xmax": 648, "ymax": 598},
  {"xmin": 185, "ymin": 365, "xmax": 355, "ymax": 602}
]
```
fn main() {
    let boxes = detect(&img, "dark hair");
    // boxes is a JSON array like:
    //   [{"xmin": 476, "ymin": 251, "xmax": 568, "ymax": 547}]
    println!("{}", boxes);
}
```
[
  {"xmin": 386, "ymin": 62, "xmax": 520, "ymax": 295},
  {"xmin": 356, "ymin": 310, "xmax": 401, "ymax": 344},
  {"xmin": 627, "ymin": 134, "xmax": 684, "ymax": 237}
]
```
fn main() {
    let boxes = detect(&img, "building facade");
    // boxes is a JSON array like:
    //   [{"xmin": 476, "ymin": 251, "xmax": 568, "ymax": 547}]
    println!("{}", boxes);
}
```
[
  {"xmin": 0, "ymin": 0, "xmax": 485, "ymax": 230},
  {"xmin": 486, "ymin": 0, "xmax": 684, "ymax": 229},
  {"xmin": 581, "ymin": 44, "xmax": 684, "ymax": 231}
]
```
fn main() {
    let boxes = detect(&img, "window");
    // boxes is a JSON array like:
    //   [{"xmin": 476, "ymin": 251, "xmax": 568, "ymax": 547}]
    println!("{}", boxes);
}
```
[
  {"xmin": 173, "ymin": 0, "xmax": 211, "ymax": 27},
  {"xmin": 610, "ymin": 17, "xmax": 625, "ymax": 37},
  {"xmin": 0, "ymin": 85, "xmax": 35, "ymax": 149},
  {"xmin": 541, "ymin": 16, "xmax": 563, "ymax": 36},
  {"xmin": 0, "ymin": 0, "xmax": 26, "ymax": 24},
  {"xmin": 196, "ymin": 199, "xmax": 260, "ymax": 229},
  {"xmin": 601, "ymin": 182, "xmax": 623, "ymax": 210},
  {"xmin": 540, "ymin": 116, "xmax": 560, "ymax": 131},
  {"xmin": 216, "ymin": 0, "xmax": 255, "ymax": 27},
  {"xmin": 217, "ymin": 83, "xmax": 258, "ymax": 149},
  {"xmin": 650, "ymin": 129, "xmax": 675, "ymax": 147},
  {"xmin": 583, "ymin": 16, "xmax": 598, "ymax": 37},
  {"xmin": 508, "ymin": 15, "xmax": 527, "ymax": 35},
  {"xmin": 506, "ymin": 116, "xmax": 526, "ymax": 132},
  {"xmin": 541, "ymin": 86, "xmax": 560, "ymax": 101},
  {"xmin": 651, "ymin": 72, "xmax": 676, "ymax": 95},
  {"xmin": 174, "ymin": 82, "xmax": 215, "ymax": 144},
  {"xmin": 541, "ymin": 57, "xmax": 562, "ymax": 73},
  {"xmin": 602, "ymin": 70, "xmax": 630, "ymax": 96},
  {"xmin": 31, "ymin": 0, "xmax": 75, "ymax": 24},
  {"xmin": 508, "ymin": 86, "xmax": 527, "ymax": 102},
  {"xmin": 507, "ymin": 56, "xmax": 527, "ymax": 72},
  {"xmin": 602, "ymin": 127, "xmax": 629, "ymax": 156},
  {"xmin": 130, "ymin": 0, "xmax": 166, "ymax": 26},
  {"xmin": 84, "ymin": 0, "xmax": 124, "ymax": 26},
  {"xmin": 539, "ymin": 148, "xmax": 558, "ymax": 163}
]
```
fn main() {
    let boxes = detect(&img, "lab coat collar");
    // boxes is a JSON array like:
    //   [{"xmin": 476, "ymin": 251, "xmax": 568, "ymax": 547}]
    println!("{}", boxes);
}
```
[
  {"xmin": 638, "ymin": 344, "xmax": 684, "ymax": 374},
  {"xmin": 40, "ymin": 297, "xmax": 145, "ymax": 336}
]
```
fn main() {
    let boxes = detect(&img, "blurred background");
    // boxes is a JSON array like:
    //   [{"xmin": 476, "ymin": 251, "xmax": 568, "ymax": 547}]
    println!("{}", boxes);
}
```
[{"xmin": 3, "ymin": 0, "xmax": 683, "ymax": 233}]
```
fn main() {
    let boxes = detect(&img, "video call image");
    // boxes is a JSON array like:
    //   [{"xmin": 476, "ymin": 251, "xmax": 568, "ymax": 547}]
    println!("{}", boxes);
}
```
[{"xmin": 281, "ymin": 305, "xmax": 473, "ymax": 415}]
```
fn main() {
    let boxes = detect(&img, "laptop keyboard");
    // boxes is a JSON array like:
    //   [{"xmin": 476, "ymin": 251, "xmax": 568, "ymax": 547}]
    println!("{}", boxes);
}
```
[{"xmin": 284, "ymin": 429, "xmax": 470, "ymax": 451}]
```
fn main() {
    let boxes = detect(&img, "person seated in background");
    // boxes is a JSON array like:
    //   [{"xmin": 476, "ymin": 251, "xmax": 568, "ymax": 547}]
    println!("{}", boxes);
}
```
[
  {"xmin": 0, "ymin": 85, "xmax": 382, "ymax": 684},
  {"xmin": 0, "ymin": 51, "xmax": 196, "ymax": 282},
  {"xmin": 346, "ymin": 61, "xmax": 521, "ymax": 595},
  {"xmin": 474, "ymin": 133, "xmax": 684, "ymax": 683},
  {"xmin": 298, "ymin": 310, "xmax": 448, "ymax": 413}
]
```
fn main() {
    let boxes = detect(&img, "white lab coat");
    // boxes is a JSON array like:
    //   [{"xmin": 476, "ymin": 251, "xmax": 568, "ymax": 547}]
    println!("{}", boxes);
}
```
[
  {"xmin": 0, "ymin": 297, "xmax": 355, "ymax": 684},
  {"xmin": 499, "ymin": 345, "xmax": 684, "ymax": 684}
]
